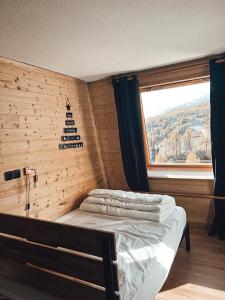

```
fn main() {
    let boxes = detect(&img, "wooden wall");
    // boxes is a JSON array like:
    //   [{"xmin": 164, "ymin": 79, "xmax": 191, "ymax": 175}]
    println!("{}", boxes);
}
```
[
  {"xmin": 0, "ymin": 57, "xmax": 107, "ymax": 220},
  {"xmin": 150, "ymin": 177, "xmax": 214, "ymax": 226},
  {"xmin": 89, "ymin": 80, "xmax": 128, "ymax": 190},
  {"xmin": 88, "ymin": 58, "xmax": 214, "ymax": 227},
  {"xmin": 0, "ymin": 56, "xmax": 214, "ymax": 226}
]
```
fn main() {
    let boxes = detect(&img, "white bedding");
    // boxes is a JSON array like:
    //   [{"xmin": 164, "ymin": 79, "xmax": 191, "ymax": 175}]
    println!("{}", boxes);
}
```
[
  {"xmin": 82, "ymin": 195, "xmax": 175, "ymax": 212},
  {"xmin": 89, "ymin": 189, "xmax": 175, "ymax": 205},
  {"xmin": 57, "ymin": 206, "xmax": 186, "ymax": 300},
  {"xmin": 80, "ymin": 189, "xmax": 176, "ymax": 222},
  {"xmin": 80, "ymin": 201, "xmax": 174, "ymax": 222}
]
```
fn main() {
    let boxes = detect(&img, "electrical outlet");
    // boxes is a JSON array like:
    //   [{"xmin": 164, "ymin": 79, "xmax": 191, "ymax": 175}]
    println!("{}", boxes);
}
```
[{"xmin": 4, "ymin": 170, "xmax": 21, "ymax": 181}]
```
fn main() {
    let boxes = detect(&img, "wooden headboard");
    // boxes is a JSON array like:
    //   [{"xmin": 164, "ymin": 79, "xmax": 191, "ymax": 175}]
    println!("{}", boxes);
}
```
[{"xmin": 0, "ymin": 213, "xmax": 119, "ymax": 300}]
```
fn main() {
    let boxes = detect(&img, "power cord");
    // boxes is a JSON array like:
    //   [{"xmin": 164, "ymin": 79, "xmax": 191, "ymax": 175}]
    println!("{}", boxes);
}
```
[
  {"xmin": 25, "ymin": 174, "xmax": 31, "ymax": 217},
  {"xmin": 24, "ymin": 168, "xmax": 38, "ymax": 217}
]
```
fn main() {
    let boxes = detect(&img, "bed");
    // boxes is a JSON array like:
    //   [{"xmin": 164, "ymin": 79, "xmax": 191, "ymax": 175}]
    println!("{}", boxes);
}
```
[
  {"xmin": 0, "ymin": 206, "xmax": 190, "ymax": 300},
  {"xmin": 57, "ymin": 206, "xmax": 187, "ymax": 300}
]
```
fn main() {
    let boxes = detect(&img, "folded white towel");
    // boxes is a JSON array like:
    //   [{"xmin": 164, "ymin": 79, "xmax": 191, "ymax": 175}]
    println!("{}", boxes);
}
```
[
  {"xmin": 83, "ymin": 196, "xmax": 175, "ymax": 213},
  {"xmin": 79, "ymin": 202, "xmax": 174, "ymax": 222},
  {"xmin": 89, "ymin": 189, "xmax": 175, "ymax": 206}
]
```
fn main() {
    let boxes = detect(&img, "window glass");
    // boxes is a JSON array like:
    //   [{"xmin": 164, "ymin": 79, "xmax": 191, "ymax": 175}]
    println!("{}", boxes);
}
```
[{"xmin": 142, "ymin": 82, "xmax": 211, "ymax": 165}]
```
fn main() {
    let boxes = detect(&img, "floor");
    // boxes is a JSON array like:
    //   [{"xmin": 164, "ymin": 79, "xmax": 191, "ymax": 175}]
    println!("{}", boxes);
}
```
[{"xmin": 156, "ymin": 227, "xmax": 225, "ymax": 300}]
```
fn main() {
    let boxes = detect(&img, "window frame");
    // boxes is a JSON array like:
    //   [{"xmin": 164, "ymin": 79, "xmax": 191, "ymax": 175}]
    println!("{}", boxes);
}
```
[{"xmin": 140, "ymin": 78, "xmax": 212, "ymax": 171}]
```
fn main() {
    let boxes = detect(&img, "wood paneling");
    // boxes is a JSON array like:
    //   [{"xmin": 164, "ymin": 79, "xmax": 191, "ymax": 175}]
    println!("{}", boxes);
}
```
[
  {"xmin": 89, "ymin": 81, "xmax": 128, "ymax": 190},
  {"xmin": 0, "ymin": 57, "xmax": 107, "ymax": 220},
  {"xmin": 88, "ymin": 58, "xmax": 214, "ymax": 226},
  {"xmin": 139, "ymin": 57, "xmax": 209, "ymax": 89},
  {"xmin": 150, "ymin": 177, "xmax": 213, "ymax": 195},
  {"xmin": 150, "ymin": 177, "xmax": 214, "ymax": 226}
]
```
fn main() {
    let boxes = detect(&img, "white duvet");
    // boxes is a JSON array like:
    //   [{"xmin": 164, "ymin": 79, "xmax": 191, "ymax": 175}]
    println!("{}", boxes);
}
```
[
  {"xmin": 80, "ymin": 189, "xmax": 176, "ymax": 222},
  {"xmin": 80, "ymin": 200, "xmax": 174, "ymax": 222},
  {"xmin": 89, "ymin": 189, "xmax": 175, "ymax": 205},
  {"xmin": 57, "ymin": 207, "xmax": 186, "ymax": 300}
]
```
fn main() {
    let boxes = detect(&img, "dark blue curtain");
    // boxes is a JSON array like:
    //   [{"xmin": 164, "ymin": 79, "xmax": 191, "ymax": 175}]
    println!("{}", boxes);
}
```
[
  {"xmin": 112, "ymin": 75, "xmax": 149, "ymax": 192},
  {"xmin": 209, "ymin": 58, "xmax": 225, "ymax": 240}
]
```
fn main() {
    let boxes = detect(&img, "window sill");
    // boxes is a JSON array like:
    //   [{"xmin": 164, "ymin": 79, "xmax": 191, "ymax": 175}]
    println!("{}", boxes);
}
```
[{"xmin": 148, "ymin": 169, "xmax": 214, "ymax": 180}]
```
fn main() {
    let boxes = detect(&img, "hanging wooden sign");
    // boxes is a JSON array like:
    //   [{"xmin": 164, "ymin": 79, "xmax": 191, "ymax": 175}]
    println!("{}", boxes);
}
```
[
  {"xmin": 65, "ymin": 120, "xmax": 75, "ymax": 125},
  {"xmin": 66, "ymin": 112, "xmax": 73, "ymax": 118},
  {"xmin": 58, "ymin": 97, "xmax": 83, "ymax": 150},
  {"xmin": 61, "ymin": 135, "xmax": 80, "ymax": 141},
  {"xmin": 63, "ymin": 128, "xmax": 77, "ymax": 133},
  {"xmin": 59, "ymin": 142, "xmax": 83, "ymax": 149}
]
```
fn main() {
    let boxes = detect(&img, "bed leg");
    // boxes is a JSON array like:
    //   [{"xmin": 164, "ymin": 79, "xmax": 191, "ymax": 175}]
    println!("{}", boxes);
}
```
[
  {"xmin": 185, "ymin": 223, "xmax": 191, "ymax": 251},
  {"xmin": 102, "ymin": 238, "xmax": 116, "ymax": 300}
]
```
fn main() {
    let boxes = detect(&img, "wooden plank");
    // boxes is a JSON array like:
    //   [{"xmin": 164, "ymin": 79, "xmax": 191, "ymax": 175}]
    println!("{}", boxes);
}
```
[
  {"xmin": 0, "ymin": 100, "xmax": 94, "ymax": 118},
  {"xmin": 0, "ymin": 86, "xmax": 63, "ymax": 107},
  {"xmin": 139, "ymin": 58, "xmax": 209, "ymax": 88},
  {"xmin": 0, "ymin": 235, "xmax": 118, "ymax": 289},
  {"xmin": 0, "ymin": 137, "xmax": 99, "ymax": 157},
  {"xmin": 92, "ymin": 95, "xmax": 115, "ymax": 107},
  {"xmin": 0, "ymin": 147, "xmax": 101, "ymax": 170},
  {"xmin": 0, "ymin": 176, "xmax": 105, "ymax": 217},
  {"xmin": 0, "ymin": 151, "xmax": 102, "ymax": 175},
  {"xmin": 0, "ymin": 164, "xmax": 103, "ymax": 199},
  {"xmin": 0, "ymin": 114, "xmax": 95, "ymax": 130},
  {"xmin": 0, "ymin": 128, "xmax": 97, "ymax": 143},
  {"xmin": 0, "ymin": 64, "xmax": 88, "ymax": 98},
  {"xmin": 0, "ymin": 57, "xmax": 83, "ymax": 83},
  {"xmin": 89, "ymin": 79, "xmax": 128, "ymax": 191},
  {"xmin": 0, "ymin": 257, "xmax": 113, "ymax": 300},
  {"xmin": 0, "ymin": 213, "xmax": 117, "ymax": 260},
  {"xmin": 150, "ymin": 177, "xmax": 213, "ymax": 196},
  {"xmin": 0, "ymin": 153, "xmax": 103, "ymax": 187},
  {"xmin": 176, "ymin": 196, "xmax": 212, "ymax": 225}
]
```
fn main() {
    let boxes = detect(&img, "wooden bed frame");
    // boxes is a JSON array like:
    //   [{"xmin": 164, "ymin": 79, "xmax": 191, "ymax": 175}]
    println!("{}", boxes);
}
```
[{"xmin": 0, "ymin": 213, "xmax": 190, "ymax": 300}]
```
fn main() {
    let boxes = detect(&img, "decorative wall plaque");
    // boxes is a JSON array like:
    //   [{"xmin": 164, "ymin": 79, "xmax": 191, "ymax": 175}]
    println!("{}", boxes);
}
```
[
  {"xmin": 61, "ymin": 135, "xmax": 80, "ymax": 141},
  {"xmin": 66, "ymin": 112, "xmax": 73, "ymax": 118},
  {"xmin": 59, "ymin": 98, "xmax": 83, "ymax": 150},
  {"xmin": 59, "ymin": 142, "xmax": 83, "ymax": 149},
  {"xmin": 63, "ymin": 128, "xmax": 77, "ymax": 133},
  {"xmin": 65, "ymin": 120, "xmax": 75, "ymax": 126}
]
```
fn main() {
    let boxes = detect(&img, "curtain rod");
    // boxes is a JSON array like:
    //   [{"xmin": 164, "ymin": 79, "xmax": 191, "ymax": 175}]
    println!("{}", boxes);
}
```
[
  {"xmin": 215, "ymin": 58, "xmax": 225, "ymax": 64},
  {"xmin": 211, "ymin": 52, "xmax": 225, "ymax": 63},
  {"xmin": 112, "ymin": 72, "xmax": 137, "ymax": 80}
]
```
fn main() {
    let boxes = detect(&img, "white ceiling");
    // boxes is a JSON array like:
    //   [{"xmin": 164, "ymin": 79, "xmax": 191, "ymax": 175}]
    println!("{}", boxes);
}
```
[{"xmin": 0, "ymin": 0, "xmax": 225, "ymax": 82}]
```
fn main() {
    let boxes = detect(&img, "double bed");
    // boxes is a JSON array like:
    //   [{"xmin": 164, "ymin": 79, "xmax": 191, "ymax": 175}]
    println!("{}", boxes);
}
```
[
  {"xmin": 0, "ymin": 204, "xmax": 189, "ymax": 300},
  {"xmin": 57, "ymin": 206, "xmax": 187, "ymax": 300}
]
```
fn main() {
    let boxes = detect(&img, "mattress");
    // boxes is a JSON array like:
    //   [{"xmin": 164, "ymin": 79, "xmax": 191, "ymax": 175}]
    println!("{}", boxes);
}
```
[{"xmin": 57, "ymin": 206, "xmax": 186, "ymax": 300}]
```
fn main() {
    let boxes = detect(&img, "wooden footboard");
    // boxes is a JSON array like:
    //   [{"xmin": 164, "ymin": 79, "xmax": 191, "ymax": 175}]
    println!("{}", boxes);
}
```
[{"xmin": 0, "ymin": 213, "xmax": 120, "ymax": 300}]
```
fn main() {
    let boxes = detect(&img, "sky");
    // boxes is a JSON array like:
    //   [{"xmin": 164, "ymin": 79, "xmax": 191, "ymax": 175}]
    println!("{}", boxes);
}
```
[{"xmin": 141, "ymin": 82, "xmax": 210, "ymax": 118}]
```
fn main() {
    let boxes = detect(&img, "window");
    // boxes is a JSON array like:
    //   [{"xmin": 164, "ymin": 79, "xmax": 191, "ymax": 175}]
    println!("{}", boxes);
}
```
[{"xmin": 141, "ymin": 81, "xmax": 212, "ymax": 168}]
